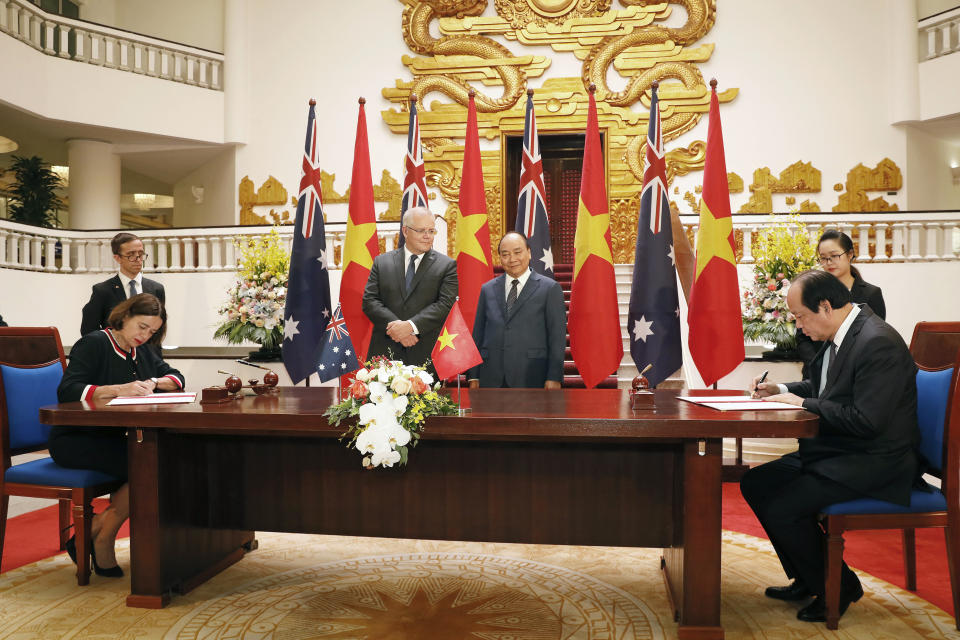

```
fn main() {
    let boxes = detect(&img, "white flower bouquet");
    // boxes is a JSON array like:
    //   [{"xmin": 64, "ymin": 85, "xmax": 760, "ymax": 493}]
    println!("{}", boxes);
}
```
[{"xmin": 324, "ymin": 357, "xmax": 458, "ymax": 469}]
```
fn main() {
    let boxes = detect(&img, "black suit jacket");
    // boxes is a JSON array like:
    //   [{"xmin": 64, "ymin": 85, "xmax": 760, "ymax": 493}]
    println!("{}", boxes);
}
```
[
  {"xmin": 80, "ymin": 275, "xmax": 166, "ymax": 335},
  {"xmin": 798, "ymin": 275, "xmax": 885, "ymax": 378},
  {"xmin": 468, "ymin": 271, "xmax": 566, "ymax": 387},
  {"xmin": 361, "ymin": 248, "xmax": 458, "ymax": 369},
  {"xmin": 786, "ymin": 305, "xmax": 918, "ymax": 505}
]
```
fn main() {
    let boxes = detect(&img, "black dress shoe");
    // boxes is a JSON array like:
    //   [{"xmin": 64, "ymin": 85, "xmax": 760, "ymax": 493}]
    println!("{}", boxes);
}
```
[
  {"xmin": 64, "ymin": 535, "xmax": 78, "ymax": 565},
  {"xmin": 90, "ymin": 543, "xmax": 124, "ymax": 578},
  {"xmin": 764, "ymin": 581, "xmax": 811, "ymax": 601},
  {"xmin": 797, "ymin": 580, "xmax": 864, "ymax": 622}
]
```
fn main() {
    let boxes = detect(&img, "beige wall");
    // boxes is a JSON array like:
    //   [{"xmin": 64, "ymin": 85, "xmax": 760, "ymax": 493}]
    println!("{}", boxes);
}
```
[
  {"xmin": 906, "ymin": 126, "xmax": 960, "ymax": 209},
  {"xmin": 173, "ymin": 147, "xmax": 237, "ymax": 228},
  {"xmin": 918, "ymin": 0, "xmax": 959, "ymax": 19},
  {"xmin": 80, "ymin": 0, "xmax": 224, "ymax": 52}
]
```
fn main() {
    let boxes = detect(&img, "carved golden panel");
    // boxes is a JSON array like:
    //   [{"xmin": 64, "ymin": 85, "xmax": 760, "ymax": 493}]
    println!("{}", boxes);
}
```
[
  {"xmin": 749, "ymin": 161, "xmax": 821, "ymax": 193},
  {"xmin": 798, "ymin": 199, "xmax": 820, "ymax": 212},
  {"xmin": 384, "ymin": 0, "xmax": 737, "ymax": 258},
  {"xmin": 738, "ymin": 188, "xmax": 772, "ymax": 214},
  {"xmin": 833, "ymin": 158, "xmax": 902, "ymax": 212},
  {"xmin": 727, "ymin": 172, "xmax": 743, "ymax": 193}
]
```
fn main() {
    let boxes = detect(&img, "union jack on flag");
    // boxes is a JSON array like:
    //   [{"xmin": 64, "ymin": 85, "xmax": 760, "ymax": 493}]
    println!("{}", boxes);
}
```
[
  {"xmin": 515, "ymin": 90, "xmax": 554, "ymax": 278},
  {"xmin": 316, "ymin": 304, "xmax": 360, "ymax": 383},
  {"xmin": 626, "ymin": 83, "xmax": 682, "ymax": 388},
  {"xmin": 282, "ymin": 99, "xmax": 332, "ymax": 385},
  {"xmin": 399, "ymin": 95, "xmax": 429, "ymax": 248}
]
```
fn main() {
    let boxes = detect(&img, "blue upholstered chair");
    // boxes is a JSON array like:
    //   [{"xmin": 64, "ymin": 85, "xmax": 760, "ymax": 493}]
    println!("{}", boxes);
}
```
[
  {"xmin": 819, "ymin": 349, "xmax": 960, "ymax": 630},
  {"xmin": 0, "ymin": 327, "xmax": 122, "ymax": 585}
]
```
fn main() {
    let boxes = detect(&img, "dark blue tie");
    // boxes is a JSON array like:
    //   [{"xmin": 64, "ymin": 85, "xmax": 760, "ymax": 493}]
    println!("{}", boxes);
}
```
[
  {"xmin": 128, "ymin": 280, "xmax": 137, "ymax": 298},
  {"xmin": 405, "ymin": 254, "xmax": 417, "ymax": 292}
]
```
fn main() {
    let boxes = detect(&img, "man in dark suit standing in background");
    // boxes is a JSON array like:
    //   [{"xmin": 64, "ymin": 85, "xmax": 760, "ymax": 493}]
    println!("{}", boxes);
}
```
[
  {"xmin": 362, "ymin": 207, "xmax": 457, "ymax": 371},
  {"xmin": 468, "ymin": 231, "xmax": 566, "ymax": 389},
  {"xmin": 80, "ymin": 232, "xmax": 165, "ymax": 335},
  {"xmin": 742, "ymin": 269, "xmax": 919, "ymax": 623}
]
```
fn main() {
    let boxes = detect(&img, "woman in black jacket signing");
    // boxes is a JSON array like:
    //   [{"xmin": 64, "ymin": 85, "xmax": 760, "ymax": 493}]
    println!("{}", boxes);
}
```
[
  {"xmin": 50, "ymin": 293, "xmax": 184, "ymax": 577},
  {"xmin": 797, "ymin": 229, "xmax": 886, "ymax": 377}
]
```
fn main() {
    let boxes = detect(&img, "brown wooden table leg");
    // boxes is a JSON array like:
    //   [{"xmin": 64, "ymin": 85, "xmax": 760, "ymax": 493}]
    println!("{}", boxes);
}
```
[
  {"xmin": 663, "ymin": 438, "xmax": 724, "ymax": 639},
  {"xmin": 126, "ymin": 428, "xmax": 253, "ymax": 608}
]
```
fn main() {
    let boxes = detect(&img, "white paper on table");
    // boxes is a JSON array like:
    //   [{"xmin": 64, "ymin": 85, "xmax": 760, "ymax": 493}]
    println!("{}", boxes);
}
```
[
  {"xmin": 107, "ymin": 393, "xmax": 196, "ymax": 406},
  {"xmin": 693, "ymin": 400, "xmax": 802, "ymax": 411},
  {"xmin": 678, "ymin": 395, "xmax": 753, "ymax": 403}
]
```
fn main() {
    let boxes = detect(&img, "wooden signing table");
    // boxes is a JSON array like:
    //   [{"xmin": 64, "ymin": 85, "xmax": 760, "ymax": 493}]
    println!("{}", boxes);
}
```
[{"xmin": 40, "ymin": 388, "xmax": 817, "ymax": 639}]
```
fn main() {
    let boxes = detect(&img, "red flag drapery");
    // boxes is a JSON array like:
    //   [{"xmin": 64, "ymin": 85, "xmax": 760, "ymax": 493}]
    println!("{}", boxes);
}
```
[
  {"xmin": 687, "ymin": 80, "xmax": 744, "ymax": 386},
  {"xmin": 455, "ymin": 90, "xmax": 494, "ymax": 332},
  {"xmin": 568, "ymin": 86, "xmax": 623, "ymax": 389},
  {"xmin": 340, "ymin": 98, "xmax": 380, "ymax": 363},
  {"xmin": 431, "ymin": 300, "xmax": 483, "ymax": 382}
]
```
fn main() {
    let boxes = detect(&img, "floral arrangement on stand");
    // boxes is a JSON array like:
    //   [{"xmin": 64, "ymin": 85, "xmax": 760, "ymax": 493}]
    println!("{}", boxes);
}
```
[
  {"xmin": 324, "ymin": 357, "xmax": 458, "ymax": 469},
  {"xmin": 742, "ymin": 214, "xmax": 819, "ymax": 353},
  {"xmin": 214, "ymin": 228, "xmax": 289, "ymax": 353}
]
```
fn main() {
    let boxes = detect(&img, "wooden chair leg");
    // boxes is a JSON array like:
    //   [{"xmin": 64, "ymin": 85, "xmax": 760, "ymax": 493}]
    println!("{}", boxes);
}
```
[
  {"xmin": 945, "ymin": 522, "xmax": 960, "ymax": 631},
  {"xmin": 903, "ymin": 528, "xmax": 917, "ymax": 591},
  {"xmin": 58, "ymin": 499, "xmax": 71, "ymax": 550},
  {"xmin": 72, "ymin": 496, "xmax": 92, "ymax": 586},
  {"xmin": 0, "ymin": 492, "xmax": 8, "ymax": 563},
  {"xmin": 824, "ymin": 519, "xmax": 845, "ymax": 631}
]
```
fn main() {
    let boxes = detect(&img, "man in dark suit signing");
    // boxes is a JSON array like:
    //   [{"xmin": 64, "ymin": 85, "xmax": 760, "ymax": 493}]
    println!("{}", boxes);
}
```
[
  {"xmin": 742, "ymin": 269, "xmax": 919, "ymax": 623},
  {"xmin": 80, "ymin": 232, "xmax": 166, "ymax": 336},
  {"xmin": 468, "ymin": 232, "xmax": 566, "ymax": 389},
  {"xmin": 362, "ymin": 207, "xmax": 458, "ymax": 371}
]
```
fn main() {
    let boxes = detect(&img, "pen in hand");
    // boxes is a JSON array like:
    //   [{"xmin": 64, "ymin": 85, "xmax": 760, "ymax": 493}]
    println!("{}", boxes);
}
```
[{"xmin": 753, "ymin": 370, "xmax": 769, "ymax": 397}]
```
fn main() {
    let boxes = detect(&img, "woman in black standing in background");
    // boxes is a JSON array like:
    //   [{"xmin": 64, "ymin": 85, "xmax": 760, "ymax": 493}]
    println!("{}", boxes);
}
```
[
  {"xmin": 50, "ymin": 293, "xmax": 184, "ymax": 577},
  {"xmin": 797, "ymin": 229, "xmax": 886, "ymax": 378}
]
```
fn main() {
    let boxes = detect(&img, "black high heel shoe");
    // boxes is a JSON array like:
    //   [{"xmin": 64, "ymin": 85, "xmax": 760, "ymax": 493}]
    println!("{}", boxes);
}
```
[
  {"xmin": 64, "ymin": 535, "xmax": 78, "ymax": 565},
  {"xmin": 90, "ymin": 542, "xmax": 124, "ymax": 578}
]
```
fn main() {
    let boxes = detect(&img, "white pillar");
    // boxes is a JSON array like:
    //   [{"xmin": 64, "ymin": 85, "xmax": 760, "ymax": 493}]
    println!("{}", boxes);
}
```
[
  {"xmin": 183, "ymin": 237, "xmax": 196, "ymax": 270},
  {"xmin": 67, "ymin": 140, "xmax": 121, "ymax": 229},
  {"xmin": 223, "ymin": 0, "xmax": 249, "ymax": 144},
  {"xmin": 890, "ymin": 222, "xmax": 907, "ymax": 260},
  {"xmin": 874, "ymin": 224, "xmax": 889, "ymax": 262},
  {"xmin": 210, "ymin": 236, "xmax": 223, "ymax": 270},
  {"xmin": 74, "ymin": 239, "xmax": 87, "ymax": 272},
  {"xmin": 907, "ymin": 222, "xmax": 924, "ymax": 260},
  {"xmin": 857, "ymin": 224, "xmax": 872, "ymax": 262},
  {"xmin": 44, "ymin": 237, "xmax": 57, "ymax": 271},
  {"xmin": 196, "ymin": 237, "xmax": 210, "ymax": 271},
  {"xmin": 156, "ymin": 237, "xmax": 169, "ymax": 270},
  {"xmin": 925, "ymin": 223, "xmax": 941, "ymax": 260},
  {"xmin": 0, "ymin": 229, "xmax": 7, "ymax": 266},
  {"xmin": 886, "ymin": 0, "xmax": 920, "ymax": 124},
  {"xmin": 224, "ymin": 236, "xmax": 236, "ymax": 269},
  {"xmin": 142, "ymin": 238, "xmax": 155, "ymax": 272},
  {"xmin": 60, "ymin": 238, "xmax": 73, "ymax": 272},
  {"xmin": 170, "ymin": 238, "xmax": 182, "ymax": 271}
]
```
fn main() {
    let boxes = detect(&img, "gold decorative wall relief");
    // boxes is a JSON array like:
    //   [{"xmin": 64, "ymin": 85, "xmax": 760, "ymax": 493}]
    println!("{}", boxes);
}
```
[
  {"xmin": 383, "ymin": 0, "xmax": 737, "ymax": 256},
  {"xmin": 833, "ymin": 158, "xmax": 902, "ymax": 212}
]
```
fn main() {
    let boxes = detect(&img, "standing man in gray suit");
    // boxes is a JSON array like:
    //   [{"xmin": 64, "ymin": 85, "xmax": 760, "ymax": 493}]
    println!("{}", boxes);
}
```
[
  {"xmin": 80, "ymin": 232, "xmax": 165, "ymax": 336},
  {"xmin": 468, "ymin": 231, "xmax": 566, "ymax": 389},
  {"xmin": 362, "ymin": 207, "xmax": 458, "ymax": 371}
]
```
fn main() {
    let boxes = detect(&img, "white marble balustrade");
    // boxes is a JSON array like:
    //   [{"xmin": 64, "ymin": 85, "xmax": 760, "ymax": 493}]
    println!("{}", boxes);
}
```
[
  {"xmin": 0, "ymin": 214, "xmax": 957, "ymax": 274},
  {"xmin": 0, "ymin": 0, "xmax": 223, "ymax": 90},
  {"xmin": 920, "ymin": 6, "xmax": 960, "ymax": 60}
]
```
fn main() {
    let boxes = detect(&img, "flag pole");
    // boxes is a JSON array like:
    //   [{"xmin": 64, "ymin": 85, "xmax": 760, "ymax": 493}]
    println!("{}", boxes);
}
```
[{"xmin": 457, "ymin": 374, "xmax": 470, "ymax": 416}]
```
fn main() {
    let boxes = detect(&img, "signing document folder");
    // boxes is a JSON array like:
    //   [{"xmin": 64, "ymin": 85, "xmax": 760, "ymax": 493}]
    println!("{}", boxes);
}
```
[
  {"xmin": 677, "ymin": 395, "xmax": 803, "ymax": 411},
  {"xmin": 107, "ymin": 392, "xmax": 196, "ymax": 406}
]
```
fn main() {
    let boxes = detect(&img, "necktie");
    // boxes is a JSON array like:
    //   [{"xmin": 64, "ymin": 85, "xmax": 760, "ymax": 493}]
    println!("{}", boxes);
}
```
[
  {"xmin": 818, "ymin": 341, "xmax": 836, "ymax": 396},
  {"xmin": 128, "ymin": 280, "xmax": 138, "ymax": 298},
  {"xmin": 405, "ymin": 254, "xmax": 417, "ymax": 292},
  {"xmin": 506, "ymin": 279, "xmax": 519, "ymax": 313}
]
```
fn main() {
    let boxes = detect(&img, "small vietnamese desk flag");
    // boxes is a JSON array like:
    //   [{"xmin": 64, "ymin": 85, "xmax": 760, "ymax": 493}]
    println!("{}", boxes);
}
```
[
  {"xmin": 317, "ymin": 304, "xmax": 361, "ymax": 383},
  {"xmin": 340, "ymin": 97, "xmax": 379, "ymax": 362},
  {"xmin": 687, "ymin": 80, "xmax": 744, "ymax": 386},
  {"xmin": 456, "ymin": 90, "xmax": 494, "ymax": 332},
  {"xmin": 282, "ymin": 99, "xmax": 332, "ymax": 385},
  {"xmin": 568, "ymin": 85, "xmax": 624, "ymax": 389},
  {"xmin": 399, "ymin": 93, "xmax": 429, "ymax": 250},
  {"xmin": 515, "ymin": 89, "xmax": 554, "ymax": 278},
  {"xmin": 431, "ymin": 300, "xmax": 483, "ymax": 382},
  {"xmin": 628, "ymin": 82, "xmax": 682, "ymax": 388}
]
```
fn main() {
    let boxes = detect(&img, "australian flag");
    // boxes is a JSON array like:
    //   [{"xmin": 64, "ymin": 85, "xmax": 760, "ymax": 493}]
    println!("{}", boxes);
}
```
[
  {"xmin": 627, "ymin": 84, "xmax": 682, "ymax": 388},
  {"xmin": 398, "ymin": 95, "xmax": 429, "ymax": 249},
  {"xmin": 282, "ymin": 99, "xmax": 332, "ymax": 384},
  {"xmin": 515, "ymin": 90, "xmax": 554, "ymax": 278},
  {"xmin": 316, "ymin": 304, "xmax": 360, "ymax": 383}
]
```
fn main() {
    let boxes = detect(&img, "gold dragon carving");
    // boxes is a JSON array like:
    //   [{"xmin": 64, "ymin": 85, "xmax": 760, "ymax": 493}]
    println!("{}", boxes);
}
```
[{"xmin": 384, "ymin": 0, "xmax": 736, "ymax": 261}]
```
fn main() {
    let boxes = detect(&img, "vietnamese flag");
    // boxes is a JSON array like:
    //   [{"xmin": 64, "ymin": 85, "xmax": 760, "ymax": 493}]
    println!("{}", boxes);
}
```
[
  {"xmin": 456, "ymin": 90, "xmax": 494, "ymax": 332},
  {"xmin": 568, "ymin": 85, "xmax": 623, "ymax": 389},
  {"xmin": 687, "ymin": 80, "xmax": 744, "ymax": 386},
  {"xmin": 431, "ymin": 300, "xmax": 483, "ymax": 382},
  {"xmin": 340, "ymin": 97, "xmax": 379, "ymax": 362}
]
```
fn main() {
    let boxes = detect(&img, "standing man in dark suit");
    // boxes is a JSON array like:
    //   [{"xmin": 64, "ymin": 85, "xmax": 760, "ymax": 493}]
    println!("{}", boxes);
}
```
[
  {"xmin": 742, "ymin": 269, "xmax": 919, "ymax": 623},
  {"xmin": 80, "ymin": 232, "xmax": 166, "ymax": 335},
  {"xmin": 468, "ymin": 231, "xmax": 566, "ymax": 389},
  {"xmin": 362, "ymin": 207, "xmax": 457, "ymax": 370}
]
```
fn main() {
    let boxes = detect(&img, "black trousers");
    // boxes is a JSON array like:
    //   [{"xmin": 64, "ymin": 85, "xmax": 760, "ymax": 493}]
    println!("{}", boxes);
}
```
[{"xmin": 740, "ymin": 453, "xmax": 862, "ymax": 596}]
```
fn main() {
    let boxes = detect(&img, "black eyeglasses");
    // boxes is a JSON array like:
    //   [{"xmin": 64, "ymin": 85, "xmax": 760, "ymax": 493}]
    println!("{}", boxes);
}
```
[
  {"xmin": 118, "ymin": 252, "xmax": 148, "ymax": 262},
  {"xmin": 817, "ymin": 251, "xmax": 850, "ymax": 265}
]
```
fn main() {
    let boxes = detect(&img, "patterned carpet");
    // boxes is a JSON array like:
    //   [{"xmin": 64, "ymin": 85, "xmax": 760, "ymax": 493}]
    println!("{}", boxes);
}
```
[{"xmin": 0, "ymin": 530, "xmax": 956, "ymax": 639}]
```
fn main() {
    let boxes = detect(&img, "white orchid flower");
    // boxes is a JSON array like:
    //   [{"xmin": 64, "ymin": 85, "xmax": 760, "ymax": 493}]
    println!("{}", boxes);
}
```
[
  {"xmin": 367, "ymin": 380, "xmax": 389, "ymax": 404},
  {"xmin": 371, "ymin": 449, "xmax": 402, "ymax": 468},
  {"xmin": 417, "ymin": 370, "xmax": 434, "ymax": 386}
]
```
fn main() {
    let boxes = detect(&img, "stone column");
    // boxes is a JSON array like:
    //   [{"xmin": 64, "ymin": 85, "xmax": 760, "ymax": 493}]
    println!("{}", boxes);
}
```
[
  {"xmin": 887, "ymin": 0, "xmax": 919, "ymax": 125},
  {"xmin": 223, "ymin": 0, "xmax": 249, "ymax": 145},
  {"xmin": 67, "ymin": 139, "xmax": 121, "ymax": 229}
]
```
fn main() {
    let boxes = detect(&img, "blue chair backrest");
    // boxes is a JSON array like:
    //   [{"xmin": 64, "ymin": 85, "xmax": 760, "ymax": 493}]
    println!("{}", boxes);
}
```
[
  {"xmin": 916, "ymin": 366, "xmax": 955, "ymax": 475},
  {"xmin": 0, "ymin": 362, "xmax": 63, "ymax": 451}
]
